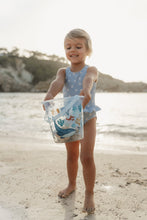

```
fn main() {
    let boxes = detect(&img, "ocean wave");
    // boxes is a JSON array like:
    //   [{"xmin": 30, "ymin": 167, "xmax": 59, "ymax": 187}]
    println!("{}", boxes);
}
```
[
  {"xmin": 96, "ymin": 124, "xmax": 147, "ymax": 140},
  {"xmin": 97, "ymin": 130, "xmax": 147, "ymax": 139},
  {"xmin": 98, "ymin": 123, "xmax": 147, "ymax": 130}
]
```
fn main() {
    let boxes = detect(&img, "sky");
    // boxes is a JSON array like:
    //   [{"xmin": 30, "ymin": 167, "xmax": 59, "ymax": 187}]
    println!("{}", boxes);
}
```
[{"xmin": 0, "ymin": 0, "xmax": 147, "ymax": 83}]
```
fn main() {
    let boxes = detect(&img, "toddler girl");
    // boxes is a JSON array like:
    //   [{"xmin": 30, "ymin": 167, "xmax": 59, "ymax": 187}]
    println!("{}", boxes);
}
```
[{"xmin": 44, "ymin": 28, "xmax": 101, "ymax": 214}]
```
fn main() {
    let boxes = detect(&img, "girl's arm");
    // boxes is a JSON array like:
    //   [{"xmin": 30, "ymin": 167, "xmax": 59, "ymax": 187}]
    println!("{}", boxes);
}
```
[
  {"xmin": 80, "ymin": 66, "xmax": 98, "ymax": 108},
  {"xmin": 44, "ymin": 68, "xmax": 66, "ymax": 101}
]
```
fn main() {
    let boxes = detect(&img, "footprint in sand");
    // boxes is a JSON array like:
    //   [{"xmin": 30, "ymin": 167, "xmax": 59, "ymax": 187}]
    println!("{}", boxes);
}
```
[
  {"xmin": 127, "ymin": 171, "xmax": 142, "ymax": 178},
  {"xmin": 111, "ymin": 168, "xmax": 123, "ymax": 177},
  {"xmin": 125, "ymin": 179, "xmax": 147, "ymax": 186}
]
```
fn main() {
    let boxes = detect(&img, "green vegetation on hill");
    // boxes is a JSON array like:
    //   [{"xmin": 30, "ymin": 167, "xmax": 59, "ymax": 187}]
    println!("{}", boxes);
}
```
[{"xmin": 0, "ymin": 47, "xmax": 68, "ymax": 84}]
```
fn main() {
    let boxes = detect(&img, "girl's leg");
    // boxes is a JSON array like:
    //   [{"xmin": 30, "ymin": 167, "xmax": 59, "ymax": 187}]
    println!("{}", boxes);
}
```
[
  {"xmin": 58, "ymin": 141, "xmax": 79, "ymax": 198},
  {"xmin": 80, "ymin": 117, "xmax": 96, "ymax": 213}
]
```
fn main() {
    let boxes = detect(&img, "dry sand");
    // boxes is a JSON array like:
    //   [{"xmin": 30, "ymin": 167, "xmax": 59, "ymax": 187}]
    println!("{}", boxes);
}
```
[{"xmin": 0, "ymin": 135, "xmax": 147, "ymax": 220}]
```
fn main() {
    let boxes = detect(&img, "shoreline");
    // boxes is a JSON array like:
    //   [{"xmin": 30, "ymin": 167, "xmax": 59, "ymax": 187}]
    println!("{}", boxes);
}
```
[
  {"xmin": 0, "ymin": 133, "xmax": 147, "ymax": 156},
  {"xmin": 0, "ymin": 135, "xmax": 147, "ymax": 219}
]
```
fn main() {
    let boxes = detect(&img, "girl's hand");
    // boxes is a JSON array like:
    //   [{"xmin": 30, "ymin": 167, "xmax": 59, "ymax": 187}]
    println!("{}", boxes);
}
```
[
  {"xmin": 80, "ymin": 89, "xmax": 91, "ymax": 109},
  {"xmin": 43, "ymin": 93, "xmax": 54, "ymax": 111}
]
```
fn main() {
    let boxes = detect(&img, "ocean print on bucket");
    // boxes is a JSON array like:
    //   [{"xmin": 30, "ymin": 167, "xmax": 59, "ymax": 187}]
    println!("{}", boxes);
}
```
[{"xmin": 43, "ymin": 95, "xmax": 84, "ymax": 143}]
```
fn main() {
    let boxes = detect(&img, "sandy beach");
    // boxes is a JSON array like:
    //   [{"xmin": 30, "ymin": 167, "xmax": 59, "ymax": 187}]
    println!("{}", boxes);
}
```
[{"xmin": 0, "ymin": 135, "xmax": 147, "ymax": 220}]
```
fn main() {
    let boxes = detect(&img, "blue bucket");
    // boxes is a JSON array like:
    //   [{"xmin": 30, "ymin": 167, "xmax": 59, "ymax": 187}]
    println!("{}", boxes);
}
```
[{"xmin": 43, "ymin": 95, "xmax": 84, "ymax": 143}]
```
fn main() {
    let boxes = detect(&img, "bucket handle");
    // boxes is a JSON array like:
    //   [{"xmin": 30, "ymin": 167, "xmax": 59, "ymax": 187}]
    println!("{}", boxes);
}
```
[{"xmin": 53, "ymin": 95, "xmax": 84, "ymax": 121}]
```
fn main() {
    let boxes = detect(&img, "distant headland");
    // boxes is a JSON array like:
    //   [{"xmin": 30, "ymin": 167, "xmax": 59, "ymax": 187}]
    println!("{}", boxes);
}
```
[{"xmin": 0, "ymin": 47, "xmax": 147, "ymax": 92}]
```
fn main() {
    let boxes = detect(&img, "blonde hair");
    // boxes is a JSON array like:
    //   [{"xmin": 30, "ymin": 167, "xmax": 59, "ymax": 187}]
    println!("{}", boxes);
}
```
[{"xmin": 64, "ymin": 28, "xmax": 92, "ymax": 56}]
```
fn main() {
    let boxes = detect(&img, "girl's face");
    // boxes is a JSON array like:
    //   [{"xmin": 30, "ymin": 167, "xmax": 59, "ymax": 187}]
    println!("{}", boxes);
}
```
[{"xmin": 64, "ymin": 38, "xmax": 88, "ymax": 64}]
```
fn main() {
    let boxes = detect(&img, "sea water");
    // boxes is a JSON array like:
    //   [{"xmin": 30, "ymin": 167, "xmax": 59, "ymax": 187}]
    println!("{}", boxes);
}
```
[{"xmin": 0, "ymin": 92, "xmax": 147, "ymax": 153}]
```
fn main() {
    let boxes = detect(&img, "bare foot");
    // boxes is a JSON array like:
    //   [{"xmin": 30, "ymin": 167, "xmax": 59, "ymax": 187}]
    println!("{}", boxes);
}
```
[
  {"xmin": 83, "ymin": 192, "xmax": 95, "ymax": 214},
  {"xmin": 58, "ymin": 184, "xmax": 76, "ymax": 198}
]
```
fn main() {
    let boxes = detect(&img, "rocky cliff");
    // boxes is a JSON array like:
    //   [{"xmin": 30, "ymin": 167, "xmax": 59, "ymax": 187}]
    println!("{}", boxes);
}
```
[{"xmin": 0, "ymin": 58, "xmax": 33, "ymax": 92}]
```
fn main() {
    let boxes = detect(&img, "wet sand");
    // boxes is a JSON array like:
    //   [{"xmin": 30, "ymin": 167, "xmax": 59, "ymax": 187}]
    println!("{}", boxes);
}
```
[{"xmin": 0, "ymin": 135, "xmax": 147, "ymax": 220}]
